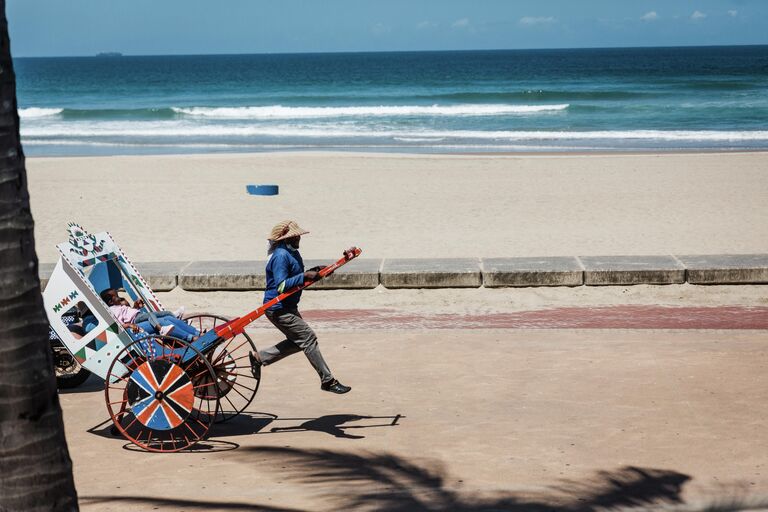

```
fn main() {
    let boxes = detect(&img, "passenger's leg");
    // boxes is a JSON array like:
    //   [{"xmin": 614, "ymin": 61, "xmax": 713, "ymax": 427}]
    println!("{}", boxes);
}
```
[
  {"xmin": 156, "ymin": 317, "xmax": 199, "ymax": 342},
  {"xmin": 135, "ymin": 320, "xmax": 158, "ymax": 334},
  {"xmin": 134, "ymin": 310, "xmax": 174, "ymax": 324}
]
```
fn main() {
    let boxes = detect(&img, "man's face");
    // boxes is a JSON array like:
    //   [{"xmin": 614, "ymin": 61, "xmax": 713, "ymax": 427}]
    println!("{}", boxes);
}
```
[{"xmin": 286, "ymin": 236, "xmax": 301, "ymax": 248}]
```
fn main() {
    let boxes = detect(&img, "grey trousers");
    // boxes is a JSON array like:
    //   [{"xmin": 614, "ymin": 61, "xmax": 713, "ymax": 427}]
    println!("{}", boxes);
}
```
[{"xmin": 258, "ymin": 308, "xmax": 334, "ymax": 384}]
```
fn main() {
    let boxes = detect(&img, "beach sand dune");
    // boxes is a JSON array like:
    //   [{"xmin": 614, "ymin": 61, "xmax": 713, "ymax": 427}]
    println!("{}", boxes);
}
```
[{"xmin": 26, "ymin": 151, "xmax": 768, "ymax": 263}]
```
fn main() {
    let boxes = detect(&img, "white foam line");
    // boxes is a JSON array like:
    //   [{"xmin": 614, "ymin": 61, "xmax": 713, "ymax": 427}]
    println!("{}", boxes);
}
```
[
  {"xmin": 171, "ymin": 104, "xmax": 570, "ymax": 119},
  {"xmin": 22, "ymin": 125, "xmax": 768, "ymax": 141},
  {"xmin": 20, "ymin": 139, "xmax": 598, "ymax": 151}
]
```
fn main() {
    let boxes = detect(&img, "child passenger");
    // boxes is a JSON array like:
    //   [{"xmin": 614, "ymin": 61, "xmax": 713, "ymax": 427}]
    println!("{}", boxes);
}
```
[{"xmin": 99, "ymin": 289, "xmax": 199, "ymax": 342}]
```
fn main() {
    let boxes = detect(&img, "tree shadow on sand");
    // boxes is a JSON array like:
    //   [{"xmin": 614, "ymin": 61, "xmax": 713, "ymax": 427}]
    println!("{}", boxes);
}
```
[
  {"xmin": 234, "ymin": 447, "xmax": 693, "ymax": 511},
  {"xmin": 81, "ymin": 447, "xmax": 768, "ymax": 511}
]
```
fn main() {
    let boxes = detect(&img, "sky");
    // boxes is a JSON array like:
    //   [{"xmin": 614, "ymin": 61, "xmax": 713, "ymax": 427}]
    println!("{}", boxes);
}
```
[{"xmin": 7, "ymin": 0, "xmax": 768, "ymax": 57}]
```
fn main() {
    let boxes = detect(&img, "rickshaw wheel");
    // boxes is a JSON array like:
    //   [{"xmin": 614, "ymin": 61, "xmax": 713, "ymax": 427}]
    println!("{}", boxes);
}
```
[
  {"xmin": 183, "ymin": 313, "xmax": 261, "ymax": 423},
  {"xmin": 104, "ymin": 335, "xmax": 220, "ymax": 452}
]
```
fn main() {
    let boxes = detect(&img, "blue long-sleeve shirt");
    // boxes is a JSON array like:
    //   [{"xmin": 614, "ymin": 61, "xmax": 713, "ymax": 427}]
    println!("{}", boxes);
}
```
[{"xmin": 263, "ymin": 243, "xmax": 305, "ymax": 311}]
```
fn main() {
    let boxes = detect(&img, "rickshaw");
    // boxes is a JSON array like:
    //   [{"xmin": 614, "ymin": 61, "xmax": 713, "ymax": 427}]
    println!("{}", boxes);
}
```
[{"xmin": 43, "ymin": 223, "xmax": 360, "ymax": 452}]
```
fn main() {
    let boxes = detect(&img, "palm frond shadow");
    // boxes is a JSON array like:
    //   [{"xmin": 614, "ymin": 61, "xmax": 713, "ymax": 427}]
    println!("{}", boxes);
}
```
[
  {"xmin": 79, "ymin": 495, "xmax": 299, "ymax": 511},
  {"xmin": 550, "ymin": 466, "xmax": 689, "ymax": 511},
  {"xmin": 234, "ymin": 447, "xmax": 766, "ymax": 512}
]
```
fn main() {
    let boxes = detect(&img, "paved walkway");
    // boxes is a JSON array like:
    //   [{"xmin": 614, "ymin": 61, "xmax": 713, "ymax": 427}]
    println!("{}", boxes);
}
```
[
  {"xmin": 298, "ymin": 305, "xmax": 768, "ymax": 329},
  {"xmin": 62, "ymin": 328, "xmax": 768, "ymax": 511}
]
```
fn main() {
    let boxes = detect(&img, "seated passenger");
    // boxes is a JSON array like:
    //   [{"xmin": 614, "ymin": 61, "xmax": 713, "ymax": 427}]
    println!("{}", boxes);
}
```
[
  {"xmin": 100, "ymin": 288, "xmax": 185, "ymax": 322},
  {"xmin": 75, "ymin": 301, "xmax": 99, "ymax": 334},
  {"xmin": 99, "ymin": 290, "xmax": 199, "ymax": 342}
]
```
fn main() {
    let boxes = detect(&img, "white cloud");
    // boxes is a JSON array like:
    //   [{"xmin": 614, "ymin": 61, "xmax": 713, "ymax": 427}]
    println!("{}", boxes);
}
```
[
  {"xmin": 691, "ymin": 10, "xmax": 707, "ymax": 20},
  {"xmin": 371, "ymin": 23, "xmax": 391, "ymax": 35},
  {"xmin": 416, "ymin": 20, "xmax": 439, "ymax": 30},
  {"xmin": 452, "ymin": 18, "xmax": 470, "ymax": 28},
  {"xmin": 519, "ymin": 16, "xmax": 556, "ymax": 26},
  {"xmin": 641, "ymin": 11, "xmax": 658, "ymax": 21},
  {"xmin": 728, "ymin": 10, "xmax": 738, "ymax": 17}
]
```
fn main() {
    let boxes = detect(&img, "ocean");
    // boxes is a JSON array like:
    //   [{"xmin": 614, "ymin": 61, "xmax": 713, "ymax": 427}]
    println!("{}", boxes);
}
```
[{"xmin": 13, "ymin": 46, "xmax": 768, "ymax": 156}]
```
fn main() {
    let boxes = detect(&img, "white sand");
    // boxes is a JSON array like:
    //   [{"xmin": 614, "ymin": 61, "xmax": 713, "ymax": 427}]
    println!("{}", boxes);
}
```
[{"xmin": 26, "ymin": 151, "xmax": 768, "ymax": 264}]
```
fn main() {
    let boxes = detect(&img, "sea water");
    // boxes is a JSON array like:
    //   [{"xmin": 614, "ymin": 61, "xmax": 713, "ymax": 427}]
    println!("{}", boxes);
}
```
[{"xmin": 14, "ymin": 46, "xmax": 768, "ymax": 156}]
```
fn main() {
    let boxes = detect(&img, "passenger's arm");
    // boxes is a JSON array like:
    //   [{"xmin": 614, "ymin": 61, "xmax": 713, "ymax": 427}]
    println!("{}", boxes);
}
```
[{"xmin": 120, "ymin": 322, "xmax": 142, "ymax": 333}]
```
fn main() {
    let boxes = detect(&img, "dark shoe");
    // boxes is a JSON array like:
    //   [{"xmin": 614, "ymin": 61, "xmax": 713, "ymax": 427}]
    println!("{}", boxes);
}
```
[
  {"xmin": 321, "ymin": 379, "xmax": 351, "ymax": 394},
  {"xmin": 248, "ymin": 352, "xmax": 262, "ymax": 379}
]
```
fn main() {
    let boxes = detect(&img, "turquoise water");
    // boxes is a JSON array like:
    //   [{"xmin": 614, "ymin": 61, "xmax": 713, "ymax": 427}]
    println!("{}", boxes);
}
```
[{"xmin": 14, "ymin": 46, "xmax": 768, "ymax": 155}]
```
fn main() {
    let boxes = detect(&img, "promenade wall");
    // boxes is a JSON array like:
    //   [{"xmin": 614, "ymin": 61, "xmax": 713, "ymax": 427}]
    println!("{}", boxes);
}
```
[{"xmin": 39, "ymin": 255, "xmax": 768, "ymax": 291}]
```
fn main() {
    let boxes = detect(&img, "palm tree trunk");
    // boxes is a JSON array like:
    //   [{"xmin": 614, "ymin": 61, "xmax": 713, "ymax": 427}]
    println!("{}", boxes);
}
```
[{"xmin": 0, "ymin": 2, "xmax": 79, "ymax": 510}]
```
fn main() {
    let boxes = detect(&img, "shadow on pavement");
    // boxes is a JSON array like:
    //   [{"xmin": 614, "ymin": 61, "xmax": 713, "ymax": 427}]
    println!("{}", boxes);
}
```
[
  {"xmin": 264, "ymin": 413, "xmax": 402, "ymax": 439},
  {"xmin": 85, "ymin": 418, "xmax": 114, "ymax": 439},
  {"xmin": 79, "ymin": 496, "xmax": 298, "ymax": 511},
  {"xmin": 234, "ymin": 448, "xmax": 691, "ymax": 511},
  {"xmin": 80, "ymin": 447, "xmax": 768, "ymax": 511},
  {"xmin": 121, "ymin": 439, "xmax": 240, "ymax": 453},
  {"xmin": 211, "ymin": 411, "xmax": 278, "ymax": 436},
  {"xmin": 213, "ymin": 413, "xmax": 402, "ymax": 440},
  {"xmin": 86, "ymin": 412, "xmax": 400, "ymax": 447},
  {"xmin": 57, "ymin": 373, "xmax": 103, "ymax": 394}
]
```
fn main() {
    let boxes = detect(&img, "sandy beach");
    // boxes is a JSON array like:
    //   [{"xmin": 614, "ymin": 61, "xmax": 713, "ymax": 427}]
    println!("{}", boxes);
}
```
[{"xmin": 26, "ymin": 151, "xmax": 768, "ymax": 264}]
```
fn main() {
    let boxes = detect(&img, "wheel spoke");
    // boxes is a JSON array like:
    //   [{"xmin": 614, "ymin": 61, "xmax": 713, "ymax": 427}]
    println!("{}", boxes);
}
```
[
  {"xmin": 122, "ymin": 415, "xmax": 139, "ymax": 433},
  {"xmin": 226, "ymin": 382, "xmax": 252, "ymax": 402},
  {"xmin": 232, "ymin": 379, "xmax": 257, "ymax": 392},
  {"xmin": 221, "ymin": 393, "xmax": 239, "ymax": 414},
  {"xmin": 221, "ymin": 338, "xmax": 249, "ymax": 356}
]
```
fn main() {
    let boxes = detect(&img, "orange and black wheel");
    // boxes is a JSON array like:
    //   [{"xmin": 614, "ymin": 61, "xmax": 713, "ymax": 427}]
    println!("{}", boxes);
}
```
[
  {"xmin": 183, "ymin": 313, "xmax": 261, "ymax": 423},
  {"xmin": 104, "ymin": 335, "xmax": 220, "ymax": 452}
]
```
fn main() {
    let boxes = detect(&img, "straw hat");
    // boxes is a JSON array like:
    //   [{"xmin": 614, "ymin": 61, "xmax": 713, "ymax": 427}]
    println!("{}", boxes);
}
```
[{"xmin": 268, "ymin": 220, "xmax": 309, "ymax": 241}]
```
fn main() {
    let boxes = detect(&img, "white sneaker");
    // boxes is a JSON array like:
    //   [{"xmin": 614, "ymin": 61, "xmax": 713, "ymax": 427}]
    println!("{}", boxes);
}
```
[
  {"xmin": 173, "ymin": 306, "xmax": 185, "ymax": 319},
  {"xmin": 159, "ymin": 325, "xmax": 175, "ymax": 337}
]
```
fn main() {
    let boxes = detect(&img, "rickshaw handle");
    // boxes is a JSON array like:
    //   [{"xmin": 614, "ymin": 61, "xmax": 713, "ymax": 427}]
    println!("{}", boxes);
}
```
[{"xmin": 214, "ymin": 247, "xmax": 362, "ymax": 338}]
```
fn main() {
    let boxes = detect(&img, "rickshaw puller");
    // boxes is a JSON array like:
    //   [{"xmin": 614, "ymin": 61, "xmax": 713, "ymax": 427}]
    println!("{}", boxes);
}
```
[{"xmin": 249, "ymin": 220, "xmax": 351, "ymax": 394}]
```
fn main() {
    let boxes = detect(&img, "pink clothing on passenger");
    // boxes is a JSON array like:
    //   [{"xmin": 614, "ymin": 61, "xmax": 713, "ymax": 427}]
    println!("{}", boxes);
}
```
[{"xmin": 109, "ymin": 304, "xmax": 139, "ymax": 324}]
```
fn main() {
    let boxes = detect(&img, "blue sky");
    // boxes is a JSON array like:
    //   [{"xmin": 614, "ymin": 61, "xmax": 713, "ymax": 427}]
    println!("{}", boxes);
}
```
[{"xmin": 7, "ymin": 0, "xmax": 768, "ymax": 57}]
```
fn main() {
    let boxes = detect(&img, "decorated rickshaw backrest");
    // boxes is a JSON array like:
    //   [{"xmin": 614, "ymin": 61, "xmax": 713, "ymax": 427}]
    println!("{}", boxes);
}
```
[
  {"xmin": 43, "ymin": 224, "xmax": 165, "ymax": 380},
  {"xmin": 57, "ymin": 223, "xmax": 164, "ymax": 313}
]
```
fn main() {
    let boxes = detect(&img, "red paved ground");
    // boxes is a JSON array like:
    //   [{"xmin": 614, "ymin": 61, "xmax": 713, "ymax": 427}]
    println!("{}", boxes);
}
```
[{"xmin": 296, "ymin": 305, "xmax": 768, "ymax": 329}]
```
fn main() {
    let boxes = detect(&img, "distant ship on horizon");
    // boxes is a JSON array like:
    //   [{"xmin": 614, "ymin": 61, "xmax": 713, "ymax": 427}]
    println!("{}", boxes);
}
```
[{"xmin": 95, "ymin": 52, "xmax": 123, "ymax": 57}]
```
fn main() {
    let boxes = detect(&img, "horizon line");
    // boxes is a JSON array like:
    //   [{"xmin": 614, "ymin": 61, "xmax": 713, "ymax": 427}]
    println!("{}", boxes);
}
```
[{"xmin": 13, "ymin": 42, "xmax": 768, "ymax": 59}]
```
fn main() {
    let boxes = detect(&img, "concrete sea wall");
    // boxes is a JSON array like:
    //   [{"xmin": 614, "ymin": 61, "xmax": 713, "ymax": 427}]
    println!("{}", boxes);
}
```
[{"xmin": 39, "ymin": 255, "xmax": 768, "ymax": 291}]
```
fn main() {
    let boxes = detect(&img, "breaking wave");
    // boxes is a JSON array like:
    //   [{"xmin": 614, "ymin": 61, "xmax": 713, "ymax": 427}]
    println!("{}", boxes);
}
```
[
  {"xmin": 171, "ymin": 104, "xmax": 570, "ymax": 119},
  {"xmin": 19, "ymin": 107, "xmax": 64, "ymax": 119},
  {"xmin": 21, "ymin": 123, "xmax": 768, "ymax": 142}
]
